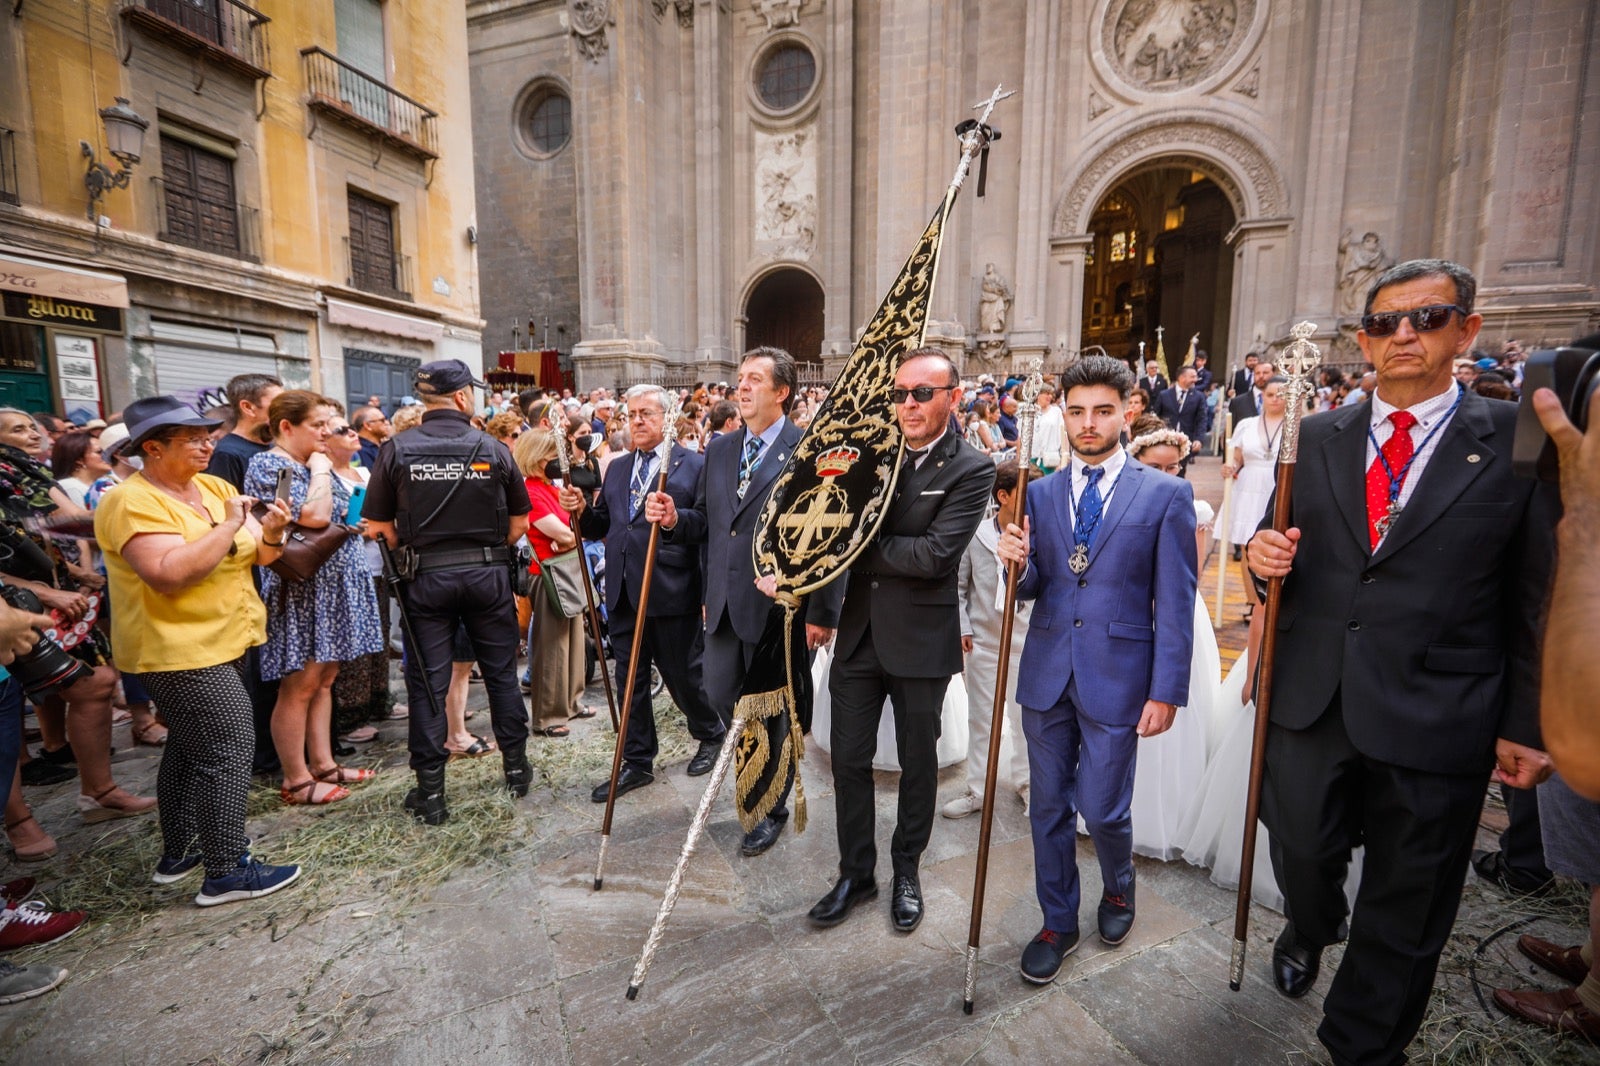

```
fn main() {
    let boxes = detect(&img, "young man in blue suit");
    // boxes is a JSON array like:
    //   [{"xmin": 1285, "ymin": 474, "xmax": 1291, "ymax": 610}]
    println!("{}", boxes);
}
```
[
  {"xmin": 651, "ymin": 347, "xmax": 843, "ymax": 856},
  {"xmin": 997, "ymin": 355, "xmax": 1197, "ymax": 983}
]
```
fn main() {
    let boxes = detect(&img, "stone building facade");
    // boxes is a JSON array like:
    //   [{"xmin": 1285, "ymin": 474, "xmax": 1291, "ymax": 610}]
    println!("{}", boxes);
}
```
[
  {"xmin": 469, "ymin": 0, "xmax": 1597, "ymax": 390},
  {"xmin": 0, "ymin": 1, "xmax": 482, "ymax": 418}
]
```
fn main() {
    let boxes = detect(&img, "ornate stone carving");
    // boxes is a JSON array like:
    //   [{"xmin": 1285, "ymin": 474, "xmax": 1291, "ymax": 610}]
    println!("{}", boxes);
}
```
[
  {"xmin": 1088, "ymin": 89, "xmax": 1113, "ymax": 120},
  {"xmin": 1337, "ymin": 228, "xmax": 1395, "ymax": 315},
  {"xmin": 568, "ymin": 0, "xmax": 611, "ymax": 62},
  {"xmin": 1233, "ymin": 63, "xmax": 1260, "ymax": 97},
  {"xmin": 976, "ymin": 263, "xmax": 1013, "ymax": 335},
  {"xmin": 753, "ymin": 0, "xmax": 803, "ymax": 31},
  {"xmin": 1104, "ymin": 0, "xmax": 1255, "ymax": 92},
  {"xmin": 652, "ymin": 0, "xmax": 694, "ymax": 26},
  {"xmin": 1053, "ymin": 115, "xmax": 1287, "ymax": 235},
  {"xmin": 754, "ymin": 128, "xmax": 817, "ymax": 258}
]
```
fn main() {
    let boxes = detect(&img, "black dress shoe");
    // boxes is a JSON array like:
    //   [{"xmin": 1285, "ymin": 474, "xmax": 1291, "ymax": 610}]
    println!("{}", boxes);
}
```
[
  {"xmin": 19, "ymin": 760, "xmax": 75, "ymax": 787},
  {"xmin": 1020, "ymin": 927, "xmax": 1080, "ymax": 984},
  {"xmin": 1098, "ymin": 877, "xmax": 1135, "ymax": 946},
  {"xmin": 1472, "ymin": 849, "xmax": 1556, "ymax": 898},
  {"xmin": 1272, "ymin": 924, "xmax": 1322, "ymax": 998},
  {"xmin": 590, "ymin": 764, "xmax": 654, "ymax": 803},
  {"xmin": 739, "ymin": 813, "xmax": 787, "ymax": 857},
  {"xmin": 808, "ymin": 876, "xmax": 878, "ymax": 927},
  {"xmin": 686, "ymin": 739, "xmax": 722, "ymax": 777},
  {"xmin": 891, "ymin": 874, "xmax": 924, "ymax": 933}
]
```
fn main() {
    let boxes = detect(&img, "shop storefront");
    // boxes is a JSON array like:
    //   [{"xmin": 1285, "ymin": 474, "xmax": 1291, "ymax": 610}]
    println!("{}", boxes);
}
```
[{"xmin": 0, "ymin": 250, "xmax": 127, "ymax": 420}]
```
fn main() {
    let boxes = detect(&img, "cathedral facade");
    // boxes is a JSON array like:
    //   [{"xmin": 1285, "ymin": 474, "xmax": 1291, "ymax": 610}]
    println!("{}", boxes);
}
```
[{"xmin": 467, "ymin": 0, "xmax": 1598, "ymax": 389}]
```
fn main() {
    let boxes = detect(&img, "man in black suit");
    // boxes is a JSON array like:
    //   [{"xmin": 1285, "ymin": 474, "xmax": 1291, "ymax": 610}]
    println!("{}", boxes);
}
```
[
  {"xmin": 809, "ymin": 349, "xmax": 996, "ymax": 933},
  {"xmin": 653, "ymin": 347, "xmax": 844, "ymax": 856},
  {"xmin": 1140, "ymin": 360, "xmax": 1168, "ymax": 398},
  {"xmin": 1227, "ymin": 359, "xmax": 1275, "ymax": 427},
  {"xmin": 1151, "ymin": 366, "xmax": 1207, "ymax": 475},
  {"xmin": 1247, "ymin": 259, "xmax": 1556, "ymax": 1066},
  {"xmin": 1192, "ymin": 350, "xmax": 1214, "ymax": 393},
  {"xmin": 1228, "ymin": 351, "xmax": 1260, "ymax": 397},
  {"xmin": 570, "ymin": 385, "xmax": 725, "ymax": 803}
]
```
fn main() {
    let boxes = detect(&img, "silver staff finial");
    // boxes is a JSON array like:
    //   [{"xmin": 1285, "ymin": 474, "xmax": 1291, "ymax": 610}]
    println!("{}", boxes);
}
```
[{"xmin": 1278, "ymin": 322, "xmax": 1324, "ymax": 464}]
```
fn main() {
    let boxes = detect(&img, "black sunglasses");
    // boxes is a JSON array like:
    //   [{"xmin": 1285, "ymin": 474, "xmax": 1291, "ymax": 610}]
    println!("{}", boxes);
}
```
[
  {"xmin": 890, "ymin": 385, "xmax": 955, "ymax": 404},
  {"xmin": 329, "ymin": 425, "xmax": 356, "ymax": 435},
  {"xmin": 1360, "ymin": 304, "xmax": 1466, "ymax": 338}
]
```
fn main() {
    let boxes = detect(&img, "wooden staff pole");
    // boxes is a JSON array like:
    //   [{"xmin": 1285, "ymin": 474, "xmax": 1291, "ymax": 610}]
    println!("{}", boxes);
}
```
[
  {"xmin": 553, "ymin": 425, "xmax": 620, "ymax": 733},
  {"xmin": 1229, "ymin": 323, "xmax": 1322, "ymax": 990},
  {"xmin": 961, "ymin": 361, "xmax": 1043, "ymax": 1014}
]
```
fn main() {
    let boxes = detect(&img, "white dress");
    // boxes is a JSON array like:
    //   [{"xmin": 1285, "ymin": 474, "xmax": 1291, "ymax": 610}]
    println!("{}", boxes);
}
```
[
  {"xmin": 1176, "ymin": 657, "xmax": 1363, "ymax": 912},
  {"xmin": 808, "ymin": 645, "xmax": 968, "ymax": 771},
  {"xmin": 1127, "ymin": 500, "xmax": 1217, "ymax": 860},
  {"xmin": 1226, "ymin": 416, "xmax": 1282, "ymax": 546}
]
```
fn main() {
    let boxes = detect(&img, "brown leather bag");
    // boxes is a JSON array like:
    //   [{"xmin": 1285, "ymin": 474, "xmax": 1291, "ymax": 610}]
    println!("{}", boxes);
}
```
[{"xmin": 252, "ymin": 504, "xmax": 351, "ymax": 583}]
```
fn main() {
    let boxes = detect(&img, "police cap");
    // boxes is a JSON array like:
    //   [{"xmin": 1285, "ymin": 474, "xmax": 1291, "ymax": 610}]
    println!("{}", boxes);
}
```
[{"xmin": 414, "ymin": 359, "xmax": 487, "ymax": 396}]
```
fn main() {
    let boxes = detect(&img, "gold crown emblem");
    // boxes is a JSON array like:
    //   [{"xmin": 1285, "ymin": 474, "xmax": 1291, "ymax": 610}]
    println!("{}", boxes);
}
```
[{"xmin": 815, "ymin": 446, "xmax": 860, "ymax": 477}]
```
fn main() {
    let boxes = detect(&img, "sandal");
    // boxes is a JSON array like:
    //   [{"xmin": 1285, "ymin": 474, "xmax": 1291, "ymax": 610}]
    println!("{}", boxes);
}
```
[
  {"xmin": 4, "ymin": 812, "xmax": 58, "ymax": 862},
  {"xmin": 280, "ymin": 779, "xmax": 350, "ymax": 805},
  {"xmin": 132, "ymin": 720, "xmax": 169, "ymax": 746},
  {"xmin": 111, "ymin": 708, "xmax": 133, "ymax": 725},
  {"xmin": 570, "ymin": 706, "xmax": 597, "ymax": 720},
  {"xmin": 445, "ymin": 737, "xmax": 496, "ymax": 760},
  {"xmin": 312, "ymin": 765, "xmax": 377, "ymax": 785},
  {"xmin": 77, "ymin": 785, "xmax": 157, "ymax": 824},
  {"xmin": 341, "ymin": 726, "xmax": 379, "ymax": 744},
  {"xmin": 534, "ymin": 725, "xmax": 570, "ymax": 738}
]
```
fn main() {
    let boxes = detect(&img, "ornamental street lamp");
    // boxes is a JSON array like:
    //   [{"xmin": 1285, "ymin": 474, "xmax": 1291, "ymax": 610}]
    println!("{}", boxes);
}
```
[{"xmin": 80, "ymin": 97, "xmax": 149, "ymax": 221}]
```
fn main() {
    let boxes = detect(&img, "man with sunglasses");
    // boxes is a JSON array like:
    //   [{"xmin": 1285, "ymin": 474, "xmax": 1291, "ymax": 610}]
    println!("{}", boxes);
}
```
[
  {"xmin": 808, "ymin": 349, "xmax": 995, "ymax": 933},
  {"xmin": 352, "ymin": 407, "xmax": 390, "ymax": 468},
  {"xmin": 1246, "ymin": 259, "xmax": 1557, "ymax": 1066}
]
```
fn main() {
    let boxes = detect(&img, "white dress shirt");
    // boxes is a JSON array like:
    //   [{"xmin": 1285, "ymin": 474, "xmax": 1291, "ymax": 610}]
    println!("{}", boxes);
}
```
[
  {"xmin": 1069, "ymin": 445, "xmax": 1129, "ymax": 513},
  {"xmin": 1365, "ymin": 381, "xmax": 1462, "ymax": 519}
]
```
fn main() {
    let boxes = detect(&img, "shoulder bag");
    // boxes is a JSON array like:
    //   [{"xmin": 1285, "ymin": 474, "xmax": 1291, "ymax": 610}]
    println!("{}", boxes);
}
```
[
  {"xmin": 252, "ymin": 503, "xmax": 351, "ymax": 583},
  {"xmin": 539, "ymin": 548, "xmax": 587, "ymax": 618}
]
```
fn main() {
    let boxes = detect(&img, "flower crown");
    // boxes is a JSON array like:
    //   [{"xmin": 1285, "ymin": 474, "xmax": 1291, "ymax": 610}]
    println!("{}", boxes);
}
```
[{"xmin": 1128, "ymin": 427, "xmax": 1192, "ymax": 461}]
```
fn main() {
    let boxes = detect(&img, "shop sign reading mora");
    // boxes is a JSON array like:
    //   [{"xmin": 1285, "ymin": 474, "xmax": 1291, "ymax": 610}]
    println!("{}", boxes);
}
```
[{"xmin": 1, "ymin": 293, "xmax": 123, "ymax": 333}]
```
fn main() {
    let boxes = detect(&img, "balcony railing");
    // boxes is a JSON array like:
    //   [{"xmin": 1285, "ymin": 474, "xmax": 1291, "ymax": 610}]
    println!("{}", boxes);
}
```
[
  {"xmin": 151, "ymin": 175, "xmax": 261, "ymax": 263},
  {"xmin": 0, "ymin": 128, "xmax": 18, "ymax": 206},
  {"xmin": 344, "ymin": 236, "xmax": 413, "ymax": 302},
  {"xmin": 119, "ymin": 0, "xmax": 271, "ymax": 80},
  {"xmin": 302, "ymin": 47, "xmax": 439, "ymax": 161}
]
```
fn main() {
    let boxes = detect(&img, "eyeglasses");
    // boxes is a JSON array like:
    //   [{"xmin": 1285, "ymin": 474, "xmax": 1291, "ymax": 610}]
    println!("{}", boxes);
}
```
[
  {"xmin": 168, "ymin": 435, "xmax": 214, "ymax": 449},
  {"xmin": 329, "ymin": 425, "xmax": 357, "ymax": 436},
  {"xmin": 1360, "ymin": 304, "xmax": 1467, "ymax": 338},
  {"xmin": 890, "ymin": 385, "xmax": 955, "ymax": 404}
]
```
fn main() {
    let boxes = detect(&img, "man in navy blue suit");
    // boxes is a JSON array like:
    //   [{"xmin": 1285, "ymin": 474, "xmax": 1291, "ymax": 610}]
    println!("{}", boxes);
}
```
[
  {"xmin": 652, "ymin": 347, "xmax": 844, "ymax": 856},
  {"xmin": 1151, "ymin": 366, "xmax": 1207, "ymax": 476},
  {"xmin": 997, "ymin": 355, "xmax": 1197, "ymax": 983},
  {"xmin": 571, "ymin": 384, "xmax": 724, "ymax": 803}
]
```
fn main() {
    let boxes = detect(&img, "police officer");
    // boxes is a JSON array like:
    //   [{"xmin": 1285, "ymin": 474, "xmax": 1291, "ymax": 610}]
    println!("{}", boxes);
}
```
[{"xmin": 363, "ymin": 359, "xmax": 533, "ymax": 824}]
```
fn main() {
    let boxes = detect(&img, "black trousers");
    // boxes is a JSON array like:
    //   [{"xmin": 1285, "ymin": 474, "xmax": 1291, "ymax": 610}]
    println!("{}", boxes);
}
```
[
  {"xmin": 704, "ymin": 617, "xmax": 791, "ymax": 819},
  {"xmin": 1261, "ymin": 697, "xmax": 1485, "ymax": 1066},
  {"xmin": 1494, "ymin": 781, "xmax": 1552, "ymax": 881},
  {"xmin": 609, "ymin": 601, "xmax": 723, "ymax": 774},
  {"xmin": 402, "ymin": 566, "xmax": 528, "ymax": 775},
  {"xmin": 827, "ymin": 627, "xmax": 949, "ymax": 881}
]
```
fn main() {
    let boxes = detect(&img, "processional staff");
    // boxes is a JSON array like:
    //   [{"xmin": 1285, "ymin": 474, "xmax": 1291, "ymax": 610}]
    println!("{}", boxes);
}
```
[
  {"xmin": 594, "ymin": 389, "xmax": 682, "ymax": 891},
  {"xmin": 962, "ymin": 357, "xmax": 1043, "ymax": 1015},
  {"xmin": 552, "ymin": 420, "xmax": 619, "ymax": 733},
  {"xmin": 1229, "ymin": 322, "xmax": 1322, "ymax": 990}
]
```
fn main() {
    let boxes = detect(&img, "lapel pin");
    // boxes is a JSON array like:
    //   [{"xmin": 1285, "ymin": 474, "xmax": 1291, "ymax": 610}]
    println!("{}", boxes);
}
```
[{"xmin": 1467, "ymin": 454, "xmax": 1481, "ymax": 463}]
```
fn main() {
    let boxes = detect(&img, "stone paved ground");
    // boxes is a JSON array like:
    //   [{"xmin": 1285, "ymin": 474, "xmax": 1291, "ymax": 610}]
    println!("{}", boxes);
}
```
[{"xmin": 1, "ymin": 455, "xmax": 1595, "ymax": 1065}]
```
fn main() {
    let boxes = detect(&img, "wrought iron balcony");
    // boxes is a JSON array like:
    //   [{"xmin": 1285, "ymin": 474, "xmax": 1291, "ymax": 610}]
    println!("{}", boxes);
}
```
[
  {"xmin": 119, "ymin": 0, "xmax": 271, "ymax": 80},
  {"xmin": 301, "ymin": 47, "xmax": 439, "ymax": 161},
  {"xmin": 0, "ymin": 128, "xmax": 18, "ymax": 206},
  {"xmin": 151, "ymin": 175, "xmax": 261, "ymax": 263},
  {"xmin": 344, "ymin": 236, "xmax": 413, "ymax": 302}
]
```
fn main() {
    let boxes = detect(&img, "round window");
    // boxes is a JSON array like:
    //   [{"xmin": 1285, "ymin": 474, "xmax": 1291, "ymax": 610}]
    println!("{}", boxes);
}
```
[
  {"xmin": 756, "ymin": 44, "xmax": 816, "ymax": 112},
  {"xmin": 520, "ymin": 89, "xmax": 571, "ymax": 157}
]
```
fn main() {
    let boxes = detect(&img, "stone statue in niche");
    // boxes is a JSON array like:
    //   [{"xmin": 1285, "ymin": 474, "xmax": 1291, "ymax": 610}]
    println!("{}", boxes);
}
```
[
  {"xmin": 1109, "ymin": 0, "xmax": 1248, "ymax": 91},
  {"xmin": 755, "ymin": 129, "xmax": 817, "ymax": 257},
  {"xmin": 1337, "ymin": 228, "xmax": 1395, "ymax": 315},
  {"xmin": 977, "ymin": 263, "xmax": 1013, "ymax": 335}
]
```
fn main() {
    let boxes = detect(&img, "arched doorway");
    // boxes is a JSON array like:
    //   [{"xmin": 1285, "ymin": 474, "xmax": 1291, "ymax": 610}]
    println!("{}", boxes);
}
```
[
  {"xmin": 1081, "ymin": 168, "xmax": 1236, "ymax": 377},
  {"xmin": 744, "ymin": 267, "xmax": 823, "ymax": 365}
]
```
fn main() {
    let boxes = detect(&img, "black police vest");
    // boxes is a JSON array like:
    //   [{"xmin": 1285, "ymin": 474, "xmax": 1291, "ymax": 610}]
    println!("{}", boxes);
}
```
[{"xmin": 389, "ymin": 429, "xmax": 509, "ymax": 550}]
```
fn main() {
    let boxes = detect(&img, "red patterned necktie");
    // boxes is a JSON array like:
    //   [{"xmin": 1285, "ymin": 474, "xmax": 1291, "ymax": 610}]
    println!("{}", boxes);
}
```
[{"xmin": 1366, "ymin": 410, "xmax": 1418, "ymax": 549}]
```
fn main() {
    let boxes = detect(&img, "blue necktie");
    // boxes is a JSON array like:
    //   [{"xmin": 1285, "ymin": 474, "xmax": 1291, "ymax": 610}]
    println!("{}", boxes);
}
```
[
  {"xmin": 1074, "ymin": 465, "xmax": 1105, "ymax": 548},
  {"xmin": 737, "ymin": 435, "xmax": 764, "ymax": 498},
  {"xmin": 630, "ymin": 452, "xmax": 655, "ymax": 516}
]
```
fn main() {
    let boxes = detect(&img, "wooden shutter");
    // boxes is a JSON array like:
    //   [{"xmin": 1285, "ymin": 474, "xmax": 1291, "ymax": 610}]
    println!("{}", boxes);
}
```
[{"xmin": 347, "ymin": 190, "xmax": 396, "ymax": 292}]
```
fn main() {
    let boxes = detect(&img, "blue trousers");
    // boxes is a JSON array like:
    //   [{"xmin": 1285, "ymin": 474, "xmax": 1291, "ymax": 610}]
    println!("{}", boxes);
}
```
[
  {"xmin": 0, "ymin": 674, "xmax": 19, "ymax": 813},
  {"xmin": 1022, "ymin": 678, "xmax": 1138, "ymax": 932}
]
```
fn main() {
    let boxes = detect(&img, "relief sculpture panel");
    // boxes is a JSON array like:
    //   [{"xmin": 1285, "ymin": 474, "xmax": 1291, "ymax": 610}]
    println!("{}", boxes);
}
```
[
  {"xmin": 754, "ymin": 127, "xmax": 818, "ymax": 259},
  {"xmin": 1103, "ymin": 0, "xmax": 1255, "ymax": 92}
]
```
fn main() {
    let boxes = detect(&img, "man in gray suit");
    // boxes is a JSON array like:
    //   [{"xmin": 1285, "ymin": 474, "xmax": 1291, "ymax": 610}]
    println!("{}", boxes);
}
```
[{"xmin": 652, "ymin": 347, "xmax": 843, "ymax": 855}]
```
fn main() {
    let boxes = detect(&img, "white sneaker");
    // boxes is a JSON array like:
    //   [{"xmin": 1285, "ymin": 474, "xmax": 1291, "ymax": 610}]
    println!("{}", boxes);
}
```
[{"xmin": 941, "ymin": 791, "xmax": 983, "ymax": 819}]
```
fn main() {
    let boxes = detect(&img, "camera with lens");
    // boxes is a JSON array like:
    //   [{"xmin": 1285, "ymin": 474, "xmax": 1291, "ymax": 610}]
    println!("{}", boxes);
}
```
[
  {"xmin": 0, "ymin": 580, "xmax": 92, "ymax": 699},
  {"xmin": 1513, "ymin": 334, "xmax": 1600, "ymax": 482}
]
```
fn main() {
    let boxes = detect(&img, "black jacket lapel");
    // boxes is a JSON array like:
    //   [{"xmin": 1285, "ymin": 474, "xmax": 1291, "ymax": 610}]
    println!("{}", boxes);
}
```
[
  {"xmin": 1369, "ymin": 392, "xmax": 1496, "ymax": 564},
  {"xmin": 1319, "ymin": 404, "xmax": 1375, "ymax": 553}
]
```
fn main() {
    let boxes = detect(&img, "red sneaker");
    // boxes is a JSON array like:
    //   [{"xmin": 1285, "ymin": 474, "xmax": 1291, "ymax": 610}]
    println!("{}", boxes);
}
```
[
  {"xmin": 0, "ymin": 901, "xmax": 86, "ymax": 950},
  {"xmin": 1, "ymin": 877, "xmax": 36, "ymax": 905}
]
